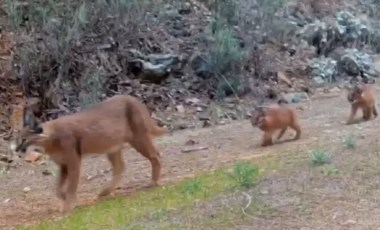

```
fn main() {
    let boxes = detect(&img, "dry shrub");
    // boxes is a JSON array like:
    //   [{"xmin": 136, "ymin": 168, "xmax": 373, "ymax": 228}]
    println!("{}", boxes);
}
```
[{"xmin": 11, "ymin": 0, "xmax": 162, "ymax": 115}]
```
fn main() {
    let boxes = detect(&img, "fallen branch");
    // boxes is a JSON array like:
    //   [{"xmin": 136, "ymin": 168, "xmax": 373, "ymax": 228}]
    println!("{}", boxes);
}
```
[{"xmin": 181, "ymin": 146, "xmax": 208, "ymax": 153}]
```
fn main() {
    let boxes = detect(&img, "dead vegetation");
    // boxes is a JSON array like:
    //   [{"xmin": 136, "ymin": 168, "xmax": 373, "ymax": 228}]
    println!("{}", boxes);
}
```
[{"xmin": 0, "ymin": 0, "xmax": 317, "ymax": 135}]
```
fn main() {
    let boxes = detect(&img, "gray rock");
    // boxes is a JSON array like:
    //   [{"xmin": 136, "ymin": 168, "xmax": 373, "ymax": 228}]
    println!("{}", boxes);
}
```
[
  {"xmin": 298, "ymin": 11, "xmax": 370, "ymax": 56},
  {"xmin": 309, "ymin": 57, "xmax": 338, "ymax": 83},
  {"xmin": 336, "ymin": 11, "xmax": 370, "ymax": 45},
  {"xmin": 372, "ymin": 55, "xmax": 380, "ymax": 76},
  {"xmin": 339, "ymin": 49, "xmax": 373, "ymax": 76},
  {"xmin": 190, "ymin": 55, "xmax": 213, "ymax": 79},
  {"xmin": 313, "ymin": 76, "xmax": 325, "ymax": 85},
  {"xmin": 178, "ymin": 2, "xmax": 192, "ymax": 15},
  {"xmin": 23, "ymin": 187, "xmax": 31, "ymax": 193},
  {"xmin": 279, "ymin": 92, "xmax": 310, "ymax": 104},
  {"xmin": 128, "ymin": 52, "xmax": 181, "ymax": 83},
  {"xmin": 298, "ymin": 19, "xmax": 328, "ymax": 45}
]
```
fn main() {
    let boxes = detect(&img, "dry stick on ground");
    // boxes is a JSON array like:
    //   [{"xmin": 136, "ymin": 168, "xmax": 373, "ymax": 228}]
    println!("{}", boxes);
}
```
[
  {"xmin": 181, "ymin": 146, "xmax": 208, "ymax": 153},
  {"xmin": 241, "ymin": 191, "xmax": 255, "ymax": 219}
]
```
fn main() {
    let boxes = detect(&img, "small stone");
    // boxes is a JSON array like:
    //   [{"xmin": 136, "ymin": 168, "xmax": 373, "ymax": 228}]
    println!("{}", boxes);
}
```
[
  {"xmin": 177, "ymin": 124, "xmax": 188, "ymax": 130},
  {"xmin": 86, "ymin": 175, "xmax": 95, "ymax": 181},
  {"xmin": 196, "ymin": 107, "xmax": 203, "ymax": 112},
  {"xmin": 198, "ymin": 112, "xmax": 209, "ymax": 121},
  {"xmin": 23, "ymin": 187, "xmax": 31, "ymax": 193},
  {"xmin": 343, "ymin": 219, "xmax": 356, "ymax": 225},
  {"xmin": 313, "ymin": 76, "xmax": 325, "ymax": 85},
  {"xmin": 202, "ymin": 120, "xmax": 211, "ymax": 128},
  {"xmin": 178, "ymin": 2, "xmax": 192, "ymax": 15},
  {"xmin": 3, "ymin": 198, "xmax": 10, "ymax": 203},
  {"xmin": 277, "ymin": 71, "xmax": 292, "ymax": 87},
  {"xmin": 185, "ymin": 97, "xmax": 200, "ymax": 104},
  {"xmin": 185, "ymin": 139, "xmax": 197, "ymax": 146},
  {"xmin": 329, "ymin": 87, "xmax": 340, "ymax": 93},
  {"xmin": 176, "ymin": 105, "xmax": 185, "ymax": 113},
  {"xmin": 42, "ymin": 169, "xmax": 52, "ymax": 176},
  {"xmin": 24, "ymin": 151, "xmax": 42, "ymax": 163},
  {"xmin": 280, "ymin": 92, "xmax": 309, "ymax": 104},
  {"xmin": 0, "ymin": 154, "xmax": 13, "ymax": 164}
]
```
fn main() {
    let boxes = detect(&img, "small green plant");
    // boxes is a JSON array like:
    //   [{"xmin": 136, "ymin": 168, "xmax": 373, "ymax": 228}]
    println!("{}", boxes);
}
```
[
  {"xmin": 321, "ymin": 165, "xmax": 339, "ymax": 176},
  {"xmin": 151, "ymin": 208, "xmax": 167, "ymax": 222},
  {"xmin": 5, "ymin": 0, "xmax": 23, "ymax": 28},
  {"xmin": 214, "ymin": 0, "xmax": 237, "ymax": 25},
  {"xmin": 227, "ymin": 161, "xmax": 260, "ymax": 189},
  {"xmin": 216, "ymin": 78, "xmax": 241, "ymax": 99},
  {"xmin": 0, "ymin": 164, "xmax": 7, "ymax": 176},
  {"xmin": 343, "ymin": 134, "xmax": 357, "ymax": 149},
  {"xmin": 309, "ymin": 148, "xmax": 332, "ymax": 166},
  {"xmin": 181, "ymin": 178, "xmax": 204, "ymax": 196},
  {"xmin": 78, "ymin": 70, "xmax": 105, "ymax": 109},
  {"xmin": 257, "ymin": 0, "xmax": 286, "ymax": 24}
]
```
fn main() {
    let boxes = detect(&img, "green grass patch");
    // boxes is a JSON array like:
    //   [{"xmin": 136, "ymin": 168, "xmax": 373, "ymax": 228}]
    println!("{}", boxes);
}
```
[
  {"xmin": 227, "ymin": 161, "xmax": 260, "ymax": 189},
  {"xmin": 18, "ymin": 162, "xmax": 259, "ymax": 230},
  {"xmin": 17, "ymin": 151, "xmax": 308, "ymax": 230}
]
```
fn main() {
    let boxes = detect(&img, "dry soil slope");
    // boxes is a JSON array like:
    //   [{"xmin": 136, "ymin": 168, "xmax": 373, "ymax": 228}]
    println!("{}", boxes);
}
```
[{"xmin": 1, "ymin": 84, "xmax": 380, "ymax": 227}]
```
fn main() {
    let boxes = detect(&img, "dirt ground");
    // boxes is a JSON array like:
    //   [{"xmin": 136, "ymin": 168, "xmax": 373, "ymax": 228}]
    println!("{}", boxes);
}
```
[{"xmin": 2, "ymin": 84, "xmax": 380, "ymax": 229}]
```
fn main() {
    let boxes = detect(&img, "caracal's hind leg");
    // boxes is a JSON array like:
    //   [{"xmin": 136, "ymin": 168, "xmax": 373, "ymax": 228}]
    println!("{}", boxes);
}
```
[
  {"xmin": 131, "ymin": 135, "xmax": 162, "ymax": 187},
  {"xmin": 99, "ymin": 150, "xmax": 125, "ymax": 197},
  {"xmin": 290, "ymin": 122, "xmax": 301, "ymax": 140},
  {"xmin": 276, "ymin": 128, "xmax": 287, "ymax": 140},
  {"xmin": 373, "ymin": 105, "xmax": 378, "ymax": 118},
  {"xmin": 363, "ymin": 107, "xmax": 371, "ymax": 120}
]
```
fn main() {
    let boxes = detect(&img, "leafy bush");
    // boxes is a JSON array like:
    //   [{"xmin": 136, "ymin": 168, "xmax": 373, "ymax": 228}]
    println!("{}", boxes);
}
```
[
  {"xmin": 370, "ymin": 24, "xmax": 380, "ymax": 52},
  {"xmin": 209, "ymin": 24, "xmax": 245, "ymax": 74}
]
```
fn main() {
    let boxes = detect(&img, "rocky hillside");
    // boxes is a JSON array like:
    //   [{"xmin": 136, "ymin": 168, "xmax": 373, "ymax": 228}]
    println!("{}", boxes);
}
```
[{"xmin": 0, "ymin": 0, "xmax": 380, "ymax": 135}]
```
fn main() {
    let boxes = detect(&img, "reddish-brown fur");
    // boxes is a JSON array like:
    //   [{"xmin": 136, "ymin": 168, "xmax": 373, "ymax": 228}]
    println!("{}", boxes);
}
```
[
  {"xmin": 250, "ymin": 104, "xmax": 301, "ymax": 147},
  {"xmin": 12, "ymin": 95, "xmax": 166, "ymax": 213},
  {"xmin": 346, "ymin": 84, "xmax": 378, "ymax": 125}
]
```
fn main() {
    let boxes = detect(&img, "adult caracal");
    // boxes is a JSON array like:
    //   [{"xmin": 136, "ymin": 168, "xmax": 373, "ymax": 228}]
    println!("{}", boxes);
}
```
[
  {"xmin": 250, "ymin": 103, "xmax": 301, "ymax": 147},
  {"xmin": 12, "ymin": 95, "xmax": 166, "ymax": 213}
]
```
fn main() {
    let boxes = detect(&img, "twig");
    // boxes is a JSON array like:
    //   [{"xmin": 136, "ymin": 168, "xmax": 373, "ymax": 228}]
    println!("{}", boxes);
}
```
[
  {"xmin": 181, "ymin": 146, "xmax": 208, "ymax": 153},
  {"xmin": 0, "ymin": 126, "xmax": 13, "ymax": 140},
  {"xmin": 241, "ymin": 191, "xmax": 255, "ymax": 219}
]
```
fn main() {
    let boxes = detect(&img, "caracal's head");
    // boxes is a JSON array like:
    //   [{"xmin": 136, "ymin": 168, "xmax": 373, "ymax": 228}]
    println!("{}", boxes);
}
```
[
  {"xmin": 346, "ymin": 84, "xmax": 363, "ymax": 104},
  {"xmin": 250, "ymin": 106, "xmax": 267, "ymax": 127},
  {"xmin": 10, "ymin": 107, "xmax": 48, "ymax": 154}
]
